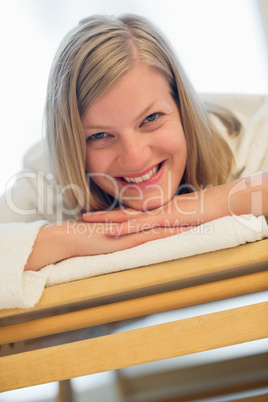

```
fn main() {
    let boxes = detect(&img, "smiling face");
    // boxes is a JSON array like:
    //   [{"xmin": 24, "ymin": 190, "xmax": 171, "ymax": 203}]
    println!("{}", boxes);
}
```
[{"xmin": 81, "ymin": 64, "xmax": 187, "ymax": 211}]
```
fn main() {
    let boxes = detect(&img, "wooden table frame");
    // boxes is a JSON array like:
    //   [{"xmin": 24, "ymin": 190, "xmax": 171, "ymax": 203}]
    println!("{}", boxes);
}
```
[{"xmin": 0, "ymin": 239, "xmax": 268, "ymax": 399}]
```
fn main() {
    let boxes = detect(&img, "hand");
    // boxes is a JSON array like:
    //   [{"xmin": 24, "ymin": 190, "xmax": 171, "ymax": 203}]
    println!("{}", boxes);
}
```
[
  {"xmin": 25, "ymin": 174, "xmax": 267, "ymax": 271},
  {"xmin": 70, "ymin": 220, "xmax": 194, "ymax": 255},
  {"xmin": 82, "ymin": 173, "xmax": 267, "ymax": 237},
  {"xmin": 25, "ymin": 220, "xmax": 193, "ymax": 271},
  {"xmin": 81, "ymin": 191, "xmax": 207, "ymax": 237}
]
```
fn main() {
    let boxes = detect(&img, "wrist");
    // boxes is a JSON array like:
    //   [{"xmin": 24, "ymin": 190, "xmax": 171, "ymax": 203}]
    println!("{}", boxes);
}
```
[
  {"xmin": 227, "ymin": 175, "xmax": 264, "ymax": 217},
  {"xmin": 25, "ymin": 222, "xmax": 75, "ymax": 271}
]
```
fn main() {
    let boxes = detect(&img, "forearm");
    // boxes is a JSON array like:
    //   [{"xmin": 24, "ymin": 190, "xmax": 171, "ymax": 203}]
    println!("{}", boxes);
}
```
[
  {"xmin": 175, "ymin": 172, "xmax": 268, "ymax": 225},
  {"xmin": 24, "ymin": 223, "xmax": 75, "ymax": 271},
  {"xmin": 226, "ymin": 172, "xmax": 268, "ymax": 218},
  {"xmin": 81, "ymin": 172, "xmax": 268, "ymax": 238}
]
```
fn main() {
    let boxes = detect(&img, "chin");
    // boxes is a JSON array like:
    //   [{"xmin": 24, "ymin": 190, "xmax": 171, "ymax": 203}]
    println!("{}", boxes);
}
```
[{"xmin": 123, "ymin": 197, "xmax": 171, "ymax": 212}]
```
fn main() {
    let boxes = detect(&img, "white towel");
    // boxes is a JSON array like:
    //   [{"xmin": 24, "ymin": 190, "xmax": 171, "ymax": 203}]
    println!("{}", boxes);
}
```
[
  {"xmin": 0, "ymin": 221, "xmax": 51, "ymax": 309},
  {"xmin": 46, "ymin": 214, "xmax": 268, "ymax": 287},
  {"xmin": 0, "ymin": 214, "xmax": 267, "ymax": 309}
]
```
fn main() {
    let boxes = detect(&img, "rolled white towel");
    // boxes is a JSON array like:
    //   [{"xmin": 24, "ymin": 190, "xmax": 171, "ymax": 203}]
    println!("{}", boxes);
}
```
[{"xmin": 46, "ymin": 214, "xmax": 268, "ymax": 286}]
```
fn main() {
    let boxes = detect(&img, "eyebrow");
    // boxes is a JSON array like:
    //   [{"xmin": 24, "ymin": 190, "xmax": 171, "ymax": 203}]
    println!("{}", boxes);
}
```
[{"xmin": 83, "ymin": 101, "xmax": 158, "ymax": 131}]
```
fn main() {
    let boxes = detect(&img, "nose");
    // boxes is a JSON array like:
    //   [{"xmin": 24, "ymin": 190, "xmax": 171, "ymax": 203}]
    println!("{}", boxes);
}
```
[
  {"xmin": 117, "ymin": 131, "xmax": 151, "ymax": 171},
  {"xmin": 118, "ymin": 131, "xmax": 151, "ymax": 171}
]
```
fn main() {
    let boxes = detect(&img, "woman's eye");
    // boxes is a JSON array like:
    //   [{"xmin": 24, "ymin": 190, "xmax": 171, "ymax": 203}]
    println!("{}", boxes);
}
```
[
  {"xmin": 143, "ymin": 113, "xmax": 161, "ymax": 123},
  {"xmin": 88, "ymin": 132, "xmax": 108, "ymax": 141}
]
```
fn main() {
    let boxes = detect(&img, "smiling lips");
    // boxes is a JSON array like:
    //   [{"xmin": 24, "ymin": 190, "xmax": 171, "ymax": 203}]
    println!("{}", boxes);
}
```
[
  {"xmin": 122, "ymin": 164, "xmax": 159, "ymax": 183},
  {"xmin": 118, "ymin": 162, "xmax": 163, "ymax": 185}
]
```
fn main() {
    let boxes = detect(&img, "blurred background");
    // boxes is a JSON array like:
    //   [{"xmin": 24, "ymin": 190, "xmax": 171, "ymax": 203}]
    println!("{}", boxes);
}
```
[
  {"xmin": 0, "ymin": 0, "xmax": 268, "ymax": 401},
  {"xmin": 0, "ymin": 0, "xmax": 268, "ymax": 195}
]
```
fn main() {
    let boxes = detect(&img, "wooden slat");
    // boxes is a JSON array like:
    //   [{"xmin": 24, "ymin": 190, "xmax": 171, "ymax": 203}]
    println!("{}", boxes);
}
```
[
  {"xmin": 116, "ymin": 352, "xmax": 268, "ymax": 402},
  {"xmin": 1, "ymin": 270, "xmax": 268, "ymax": 344},
  {"xmin": 140, "ymin": 387, "xmax": 268, "ymax": 402},
  {"xmin": 0, "ymin": 239, "xmax": 267, "ymax": 320},
  {"xmin": 1, "ymin": 301, "xmax": 268, "ymax": 391},
  {"xmin": 231, "ymin": 394, "xmax": 268, "ymax": 402}
]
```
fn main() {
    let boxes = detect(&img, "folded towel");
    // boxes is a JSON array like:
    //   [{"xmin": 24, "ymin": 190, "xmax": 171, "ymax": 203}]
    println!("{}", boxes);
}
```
[
  {"xmin": 45, "ymin": 214, "xmax": 268, "ymax": 287},
  {"xmin": 0, "ymin": 220, "xmax": 51, "ymax": 309},
  {"xmin": 1, "ymin": 215, "xmax": 267, "ymax": 310}
]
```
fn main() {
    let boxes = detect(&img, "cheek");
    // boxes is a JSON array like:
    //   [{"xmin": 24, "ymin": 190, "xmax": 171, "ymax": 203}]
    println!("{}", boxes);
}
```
[
  {"xmin": 172, "ymin": 130, "xmax": 186, "ymax": 149},
  {"xmin": 85, "ymin": 152, "xmax": 114, "ymax": 193},
  {"xmin": 160, "ymin": 125, "xmax": 187, "ymax": 157},
  {"xmin": 85, "ymin": 150, "xmax": 110, "ymax": 174},
  {"xmin": 85, "ymin": 150, "xmax": 118, "ymax": 196},
  {"xmin": 177, "ymin": 130, "xmax": 187, "ymax": 158}
]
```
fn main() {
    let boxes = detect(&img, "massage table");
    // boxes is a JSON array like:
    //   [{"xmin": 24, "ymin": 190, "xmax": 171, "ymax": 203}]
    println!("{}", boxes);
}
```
[{"xmin": 0, "ymin": 239, "xmax": 268, "ymax": 401}]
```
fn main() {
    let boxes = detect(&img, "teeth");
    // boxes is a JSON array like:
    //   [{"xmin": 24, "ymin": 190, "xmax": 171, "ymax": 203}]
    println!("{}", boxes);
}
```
[{"xmin": 122, "ymin": 165, "xmax": 158, "ymax": 183}]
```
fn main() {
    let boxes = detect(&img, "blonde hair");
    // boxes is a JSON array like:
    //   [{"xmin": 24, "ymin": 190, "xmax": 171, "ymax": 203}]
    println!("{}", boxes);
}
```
[{"xmin": 45, "ymin": 14, "xmax": 241, "ymax": 213}]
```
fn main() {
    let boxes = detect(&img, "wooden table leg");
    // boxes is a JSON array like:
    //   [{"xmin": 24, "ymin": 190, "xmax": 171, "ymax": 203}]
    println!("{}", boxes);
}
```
[{"xmin": 57, "ymin": 380, "xmax": 74, "ymax": 402}]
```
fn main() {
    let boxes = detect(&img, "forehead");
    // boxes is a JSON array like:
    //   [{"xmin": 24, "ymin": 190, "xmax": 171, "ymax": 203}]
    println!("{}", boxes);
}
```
[{"xmin": 81, "ymin": 65, "xmax": 172, "ymax": 125}]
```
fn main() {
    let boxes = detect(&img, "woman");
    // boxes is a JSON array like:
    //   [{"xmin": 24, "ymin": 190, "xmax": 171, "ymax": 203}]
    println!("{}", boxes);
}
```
[{"xmin": 1, "ymin": 15, "xmax": 267, "ymax": 278}]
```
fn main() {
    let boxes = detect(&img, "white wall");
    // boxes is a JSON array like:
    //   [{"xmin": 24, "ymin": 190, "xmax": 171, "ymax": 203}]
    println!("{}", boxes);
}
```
[{"xmin": 0, "ymin": 0, "xmax": 267, "ymax": 195}]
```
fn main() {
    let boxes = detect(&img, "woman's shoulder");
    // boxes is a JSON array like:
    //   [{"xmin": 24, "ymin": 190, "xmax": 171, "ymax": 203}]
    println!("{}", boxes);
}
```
[
  {"xmin": 201, "ymin": 93, "xmax": 267, "ymax": 122},
  {"xmin": 22, "ymin": 141, "xmax": 51, "ymax": 173},
  {"xmin": 0, "ymin": 141, "xmax": 74, "ymax": 223},
  {"xmin": 202, "ymin": 93, "xmax": 268, "ymax": 180}
]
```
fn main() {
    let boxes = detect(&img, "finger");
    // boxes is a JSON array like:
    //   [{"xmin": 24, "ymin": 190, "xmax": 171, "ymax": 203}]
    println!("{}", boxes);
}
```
[
  {"xmin": 120, "ymin": 225, "xmax": 194, "ymax": 246},
  {"xmin": 106, "ymin": 223, "xmax": 196, "ymax": 237},
  {"xmin": 104, "ymin": 218, "xmax": 158, "ymax": 236},
  {"xmin": 104, "ymin": 210, "xmax": 172, "ymax": 235},
  {"xmin": 105, "ymin": 212, "xmax": 173, "ymax": 236},
  {"xmin": 82, "ymin": 208, "xmax": 141, "ymax": 222}
]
